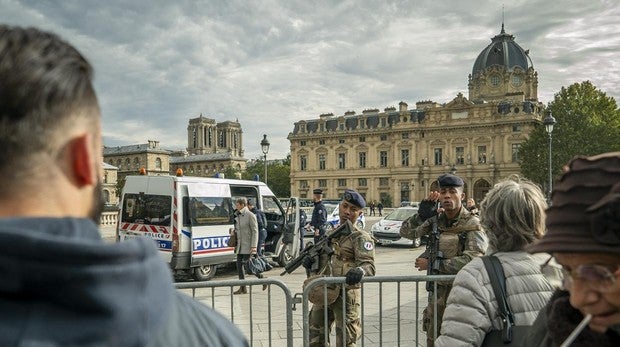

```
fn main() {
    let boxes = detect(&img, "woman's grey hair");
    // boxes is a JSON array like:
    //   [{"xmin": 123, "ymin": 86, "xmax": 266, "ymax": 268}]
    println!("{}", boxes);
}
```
[{"xmin": 479, "ymin": 175, "xmax": 547, "ymax": 252}]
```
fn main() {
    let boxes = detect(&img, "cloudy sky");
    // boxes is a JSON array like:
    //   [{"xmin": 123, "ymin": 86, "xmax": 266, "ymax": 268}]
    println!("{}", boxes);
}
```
[{"xmin": 2, "ymin": 0, "xmax": 618, "ymax": 159}]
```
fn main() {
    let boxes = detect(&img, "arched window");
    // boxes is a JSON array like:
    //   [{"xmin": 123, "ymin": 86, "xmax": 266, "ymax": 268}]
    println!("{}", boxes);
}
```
[{"xmin": 155, "ymin": 158, "xmax": 162, "ymax": 169}]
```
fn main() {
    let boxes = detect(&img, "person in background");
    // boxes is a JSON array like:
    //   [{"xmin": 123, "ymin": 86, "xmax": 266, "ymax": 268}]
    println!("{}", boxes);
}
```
[
  {"xmin": 310, "ymin": 188, "xmax": 327, "ymax": 244},
  {"xmin": 377, "ymin": 201, "xmax": 384, "ymax": 216},
  {"xmin": 247, "ymin": 198, "xmax": 267, "ymax": 257},
  {"xmin": 401, "ymin": 173, "xmax": 487, "ymax": 347},
  {"xmin": 233, "ymin": 197, "xmax": 263, "ymax": 294},
  {"xmin": 369, "ymin": 201, "xmax": 376, "ymax": 216},
  {"xmin": 304, "ymin": 189, "xmax": 376, "ymax": 346},
  {"xmin": 465, "ymin": 197, "xmax": 479, "ymax": 216},
  {"xmin": 0, "ymin": 25, "xmax": 247, "ymax": 346},
  {"xmin": 525, "ymin": 152, "xmax": 620, "ymax": 346},
  {"xmin": 435, "ymin": 176, "xmax": 558, "ymax": 346},
  {"xmin": 299, "ymin": 208, "xmax": 308, "ymax": 251}
]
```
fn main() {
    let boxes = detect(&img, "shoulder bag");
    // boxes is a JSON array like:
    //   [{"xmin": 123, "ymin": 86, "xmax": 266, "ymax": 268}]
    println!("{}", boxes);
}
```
[
  {"xmin": 481, "ymin": 255, "xmax": 530, "ymax": 346},
  {"xmin": 227, "ymin": 230, "xmax": 237, "ymax": 247}
]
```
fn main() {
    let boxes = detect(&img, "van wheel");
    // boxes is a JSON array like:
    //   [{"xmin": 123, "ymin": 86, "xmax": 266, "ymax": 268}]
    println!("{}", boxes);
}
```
[
  {"xmin": 193, "ymin": 265, "xmax": 216, "ymax": 281},
  {"xmin": 277, "ymin": 248, "xmax": 294, "ymax": 267}
]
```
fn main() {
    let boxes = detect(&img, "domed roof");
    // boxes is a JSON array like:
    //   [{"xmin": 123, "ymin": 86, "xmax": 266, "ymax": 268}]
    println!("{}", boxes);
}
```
[{"xmin": 472, "ymin": 24, "xmax": 533, "ymax": 76}]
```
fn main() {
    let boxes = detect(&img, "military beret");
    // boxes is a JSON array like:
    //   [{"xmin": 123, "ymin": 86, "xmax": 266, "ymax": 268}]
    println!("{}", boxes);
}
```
[
  {"xmin": 343, "ymin": 189, "xmax": 366, "ymax": 208},
  {"xmin": 438, "ymin": 173, "xmax": 464, "ymax": 188},
  {"xmin": 313, "ymin": 189, "xmax": 323, "ymax": 195}
]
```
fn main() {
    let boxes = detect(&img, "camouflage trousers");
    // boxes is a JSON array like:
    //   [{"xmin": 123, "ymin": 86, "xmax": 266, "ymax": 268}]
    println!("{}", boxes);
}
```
[
  {"xmin": 422, "ymin": 285, "xmax": 451, "ymax": 347},
  {"xmin": 309, "ymin": 287, "xmax": 361, "ymax": 347}
]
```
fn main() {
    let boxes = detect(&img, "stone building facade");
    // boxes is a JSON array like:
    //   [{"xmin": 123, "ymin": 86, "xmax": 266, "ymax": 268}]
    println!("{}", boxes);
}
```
[
  {"xmin": 103, "ymin": 140, "xmax": 171, "ymax": 181},
  {"xmin": 170, "ymin": 114, "xmax": 247, "ymax": 176},
  {"xmin": 288, "ymin": 25, "xmax": 544, "ymax": 206}
]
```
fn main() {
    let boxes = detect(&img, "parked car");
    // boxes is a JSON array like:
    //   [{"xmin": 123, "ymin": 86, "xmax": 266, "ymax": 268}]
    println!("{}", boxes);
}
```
[{"xmin": 371, "ymin": 206, "xmax": 421, "ymax": 247}]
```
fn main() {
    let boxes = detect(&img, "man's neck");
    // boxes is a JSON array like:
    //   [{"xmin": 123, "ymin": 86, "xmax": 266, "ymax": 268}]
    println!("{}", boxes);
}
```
[{"xmin": 444, "ymin": 206, "xmax": 461, "ymax": 220}]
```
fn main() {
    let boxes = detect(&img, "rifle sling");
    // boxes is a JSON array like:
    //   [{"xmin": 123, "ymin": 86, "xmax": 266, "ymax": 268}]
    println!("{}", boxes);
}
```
[{"xmin": 440, "ymin": 225, "xmax": 481, "ymax": 234}]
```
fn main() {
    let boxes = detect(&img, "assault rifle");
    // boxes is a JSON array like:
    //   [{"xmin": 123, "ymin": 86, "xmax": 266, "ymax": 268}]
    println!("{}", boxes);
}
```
[
  {"xmin": 418, "ymin": 200, "xmax": 443, "ymax": 293},
  {"xmin": 280, "ymin": 220, "xmax": 353, "ymax": 276}
]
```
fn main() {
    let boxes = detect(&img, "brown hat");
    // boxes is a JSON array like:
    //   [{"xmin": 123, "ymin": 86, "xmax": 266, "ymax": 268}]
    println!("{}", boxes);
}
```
[{"xmin": 528, "ymin": 152, "xmax": 620, "ymax": 254}]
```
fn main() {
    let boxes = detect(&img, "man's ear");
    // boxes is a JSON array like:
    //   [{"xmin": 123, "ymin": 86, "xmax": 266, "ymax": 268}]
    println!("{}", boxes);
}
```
[{"xmin": 68, "ymin": 134, "xmax": 96, "ymax": 187}]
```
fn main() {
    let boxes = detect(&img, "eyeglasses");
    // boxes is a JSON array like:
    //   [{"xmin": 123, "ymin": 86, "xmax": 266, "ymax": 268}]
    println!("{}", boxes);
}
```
[
  {"xmin": 541, "ymin": 257, "xmax": 619, "ymax": 292},
  {"xmin": 561, "ymin": 264, "xmax": 618, "ymax": 291}
]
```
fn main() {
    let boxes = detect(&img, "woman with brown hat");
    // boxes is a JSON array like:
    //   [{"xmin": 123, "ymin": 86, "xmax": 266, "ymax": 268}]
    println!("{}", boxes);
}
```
[{"xmin": 525, "ymin": 152, "xmax": 620, "ymax": 346}]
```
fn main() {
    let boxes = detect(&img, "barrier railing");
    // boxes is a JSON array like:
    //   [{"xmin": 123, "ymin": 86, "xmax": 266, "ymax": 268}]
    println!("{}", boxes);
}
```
[{"xmin": 176, "ymin": 274, "xmax": 455, "ymax": 346}]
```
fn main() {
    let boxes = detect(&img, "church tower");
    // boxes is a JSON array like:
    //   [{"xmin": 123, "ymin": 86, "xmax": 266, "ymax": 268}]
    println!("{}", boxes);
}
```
[{"xmin": 186, "ymin": 114, "xmax": 244, "ymax": 157}]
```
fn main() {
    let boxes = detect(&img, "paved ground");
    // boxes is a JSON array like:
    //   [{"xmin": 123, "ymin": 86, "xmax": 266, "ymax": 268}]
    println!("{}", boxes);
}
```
[{"xmin": 101, "ymin": 214, "xmax": 434, "ymax": 346}]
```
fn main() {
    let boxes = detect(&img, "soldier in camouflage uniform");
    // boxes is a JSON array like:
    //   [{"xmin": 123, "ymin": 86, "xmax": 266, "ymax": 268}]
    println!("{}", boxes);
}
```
[
  {"xmin": 304, "ymin": 189, "xmax": 376, "ymax": 347},
  {"xmin": 400, "ymin": 174, "xmax": 487, "ymax": 347}
]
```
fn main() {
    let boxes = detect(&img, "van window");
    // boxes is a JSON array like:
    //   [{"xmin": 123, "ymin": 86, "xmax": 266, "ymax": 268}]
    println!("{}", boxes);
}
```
[
  {"xmin": 183, "ymin": 196, "xmax": 233, "ymax": 226},
  {"xmin": 122, "ymin": 194, "xmax": 172, "ymax": 226},
  {"xmin": 262, "ymin": 196, "xmax": 283, "ymax": 221}
]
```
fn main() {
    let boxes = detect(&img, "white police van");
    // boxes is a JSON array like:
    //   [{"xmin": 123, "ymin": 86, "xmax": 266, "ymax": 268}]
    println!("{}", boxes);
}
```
[{"xmin": 117, "ymin": 173, "xmax": 301, "ymax": 281}]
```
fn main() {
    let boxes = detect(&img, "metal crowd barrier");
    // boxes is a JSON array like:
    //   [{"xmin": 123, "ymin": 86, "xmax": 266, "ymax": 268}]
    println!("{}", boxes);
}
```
[{"xmin": 176, "ymin": 274, "xmax": 456, "ymax": 346}]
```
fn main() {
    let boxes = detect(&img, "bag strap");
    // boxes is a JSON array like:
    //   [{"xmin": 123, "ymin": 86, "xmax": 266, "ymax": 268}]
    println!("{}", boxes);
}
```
[{"xmin": 482, "ymin": 255, "xmax": 515, "ymax": 344}]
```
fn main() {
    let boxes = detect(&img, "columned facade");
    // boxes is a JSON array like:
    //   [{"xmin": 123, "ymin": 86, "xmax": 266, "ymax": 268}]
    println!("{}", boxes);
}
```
[{"xmin": 288, "ymin": 25, "xmax": 544, "ymax": 206}]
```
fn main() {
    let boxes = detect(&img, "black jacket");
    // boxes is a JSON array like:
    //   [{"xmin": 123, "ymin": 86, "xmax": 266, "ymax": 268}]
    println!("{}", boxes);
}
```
[
  {"xmin": 523, "ymin": 290, "xmax": 620, "ymax": 347},
  {"xmin": 0, "ymin": 217, "xmax": 248, "ymax": 347}
]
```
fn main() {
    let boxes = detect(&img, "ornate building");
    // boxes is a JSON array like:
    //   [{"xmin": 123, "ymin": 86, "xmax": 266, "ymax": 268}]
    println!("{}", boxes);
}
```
[
  {"xmin": 288, "ymin": 25, "xmax": 544, "ymax": 205},
  {"xmin": 103, "ymin": 140, "xmax": 171, "ymax": 181},
  {"xmin": 169, "ymin": 114, "xmax": 247, "ymax": 176},
  {"xmin": 103, "ymin": 115, "xmax": 247, "ymax": 181}
]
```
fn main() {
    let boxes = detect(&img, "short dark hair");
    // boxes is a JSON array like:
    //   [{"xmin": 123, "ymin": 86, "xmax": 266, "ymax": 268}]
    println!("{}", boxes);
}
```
[{"xmin": 0, "ymin": 25, "xmax": 98, "ymax": 184}]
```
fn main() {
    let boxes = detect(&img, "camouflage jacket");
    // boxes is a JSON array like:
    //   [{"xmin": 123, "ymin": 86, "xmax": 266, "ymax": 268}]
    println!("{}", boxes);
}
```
[
  {"xmin": 402, "ymin": 207, "xmax": 487, "ymax": 275},
  {"xmin": 318, "ymin": 224, "xmax": 376, "ymax": 288}
]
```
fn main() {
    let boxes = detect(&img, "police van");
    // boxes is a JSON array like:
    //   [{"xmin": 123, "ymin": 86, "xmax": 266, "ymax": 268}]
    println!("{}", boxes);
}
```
[{"xmin": 116, "ymin": 172, "xmax": 302, "ymax": 281}]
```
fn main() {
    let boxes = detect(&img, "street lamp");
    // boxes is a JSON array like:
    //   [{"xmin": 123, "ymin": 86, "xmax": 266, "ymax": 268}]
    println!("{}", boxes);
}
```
[
  {"xmin": 543, "ymin": 111, "xmax": 557, "ymax": 200},
  {"xmin": 260, "ymin": 134, "xmax": 270, "ymax": 184}
]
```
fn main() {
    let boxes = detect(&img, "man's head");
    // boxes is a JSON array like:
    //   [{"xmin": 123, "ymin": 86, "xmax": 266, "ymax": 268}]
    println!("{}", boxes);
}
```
[
  {"xmin": 247, "ymin": 198, "xmax": 254, "ymax": 209},
  {"xmin": 312, "ymin": 188, "xmax": 323, "ymax": 202},
  {"xmin": 528, "ymin": 152, "xmax": 620, "ymax": 333},
  {"xmin": 437, "ymin": 173, "xmax": 465, "ymax": 214},
  {"xmin": 339, "ymin": 189, "xmax": 365, "ymax": 225},
  {"xmin": 235, "ymin": 197, "xmax": 247, "ymax": 211},
  {"xmin": 0, "ymin": 25, "xmax": 103, "ymax": 222}
]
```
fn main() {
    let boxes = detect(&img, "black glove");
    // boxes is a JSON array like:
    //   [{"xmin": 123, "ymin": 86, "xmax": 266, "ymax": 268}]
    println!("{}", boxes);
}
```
[
  {"xmin": 302, "ymin": 256, "xmax": 315, "ymax": 270},
  {"xmin": 418, "ymin": 199, "xmax": 439, "ymax": 221},
  {"xmin": 345, "ymin": 267, "xmax": 365, "ymax": 285}
]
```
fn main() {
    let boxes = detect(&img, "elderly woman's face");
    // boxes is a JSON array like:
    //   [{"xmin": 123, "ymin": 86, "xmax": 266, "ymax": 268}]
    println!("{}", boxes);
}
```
[{"xmin": 554, "ymin": 252, "xmax": 620, "ymax": 333}]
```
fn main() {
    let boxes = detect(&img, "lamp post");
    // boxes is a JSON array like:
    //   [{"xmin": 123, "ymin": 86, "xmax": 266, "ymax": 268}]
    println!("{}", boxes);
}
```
[
  {"xmin": 543, "ymin": 111, "xmax": 556, "ymax": 200},
  {"xmin": 260, "ymin": 134, "xmax": 270, "ymax": 184}
]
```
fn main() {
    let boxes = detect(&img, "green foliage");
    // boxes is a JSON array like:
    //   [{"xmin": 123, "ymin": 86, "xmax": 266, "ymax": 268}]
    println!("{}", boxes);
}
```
[
  {"xmin": 520, "ymin": 81, "xmax": 620, "ymax": 189},
  {"xmin": 115, "ymin": 176, "xmax": 126, "ymax": 197},
  {"xmin": 381, "ymin": 194, "xmax": 393, "ymax": 208},
  {"xmin": 242, "ymin": 155, "xmax": 291, "ymax": 198}
]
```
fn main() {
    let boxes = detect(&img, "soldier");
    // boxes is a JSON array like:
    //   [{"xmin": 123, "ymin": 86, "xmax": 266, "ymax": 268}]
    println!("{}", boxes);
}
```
[
  {"xmin": 310, "ymin": 188, "xmax": 328, "ymax": 244},
  {"xmin": 400, "ymin": 173, "xmax": 487, "ymax": 347},
  {"xmin": 305, "ymin": 189, "xmax": 376, "ymax": 347}
]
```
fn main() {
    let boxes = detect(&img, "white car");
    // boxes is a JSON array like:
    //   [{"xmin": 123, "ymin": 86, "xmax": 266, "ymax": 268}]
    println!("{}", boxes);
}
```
[{"xmin": 371, "ymin": 206, "xmax": 421, "ymax": 247}]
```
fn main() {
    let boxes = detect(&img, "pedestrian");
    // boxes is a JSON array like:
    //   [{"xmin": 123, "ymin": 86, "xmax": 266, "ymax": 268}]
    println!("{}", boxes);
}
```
[
  {"xmin": 299, "ymin": 208, "xmax": 308, "ymax": 251},
  {"xmin": 465, "ymin": 197, "xmax": 479, "ymax": 216},
  {"xmin": 304, "ymin": 189, "xmax": 376, "ymax": 346},
  {"xmin": 524, "ymin": 152, "xmax": 620, "ymax": 346},
  {"xmin": 0, "ymin": 25, "xmax": 247, "ymax": 346},
  {"xmin": 377, "ymin": 202, "xmax": 384, "ymax": 216},
  {"xmin": 369, "ymin": 201, "xmax": 376, "ymax": 216},
  {"xmin": 401, "ymin": 173, "xmax": 487, "ymax": 347},
  {"xmin": 310, "ymin": 188, "xmax": 328, "ymax": 244},
  {"xmin": 435, "ymin": 175, "xmax": 559, "ymax": 346},
  {"xmin": 232, "ymin": 197, "xmax": 266, "ymax": 294},
  {"xmin": 247, "ymin": 198, "xmax": 267, "ymax": 257}
]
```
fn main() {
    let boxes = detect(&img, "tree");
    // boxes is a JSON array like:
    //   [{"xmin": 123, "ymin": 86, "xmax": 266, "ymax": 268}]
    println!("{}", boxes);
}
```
[
  {"xmin": 519, "ymin": 81, "xmax": 620, "ymax": 190},
  {"xmin": 242, "ymin": 155, "xmax": 291, "ymax": 198}
]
